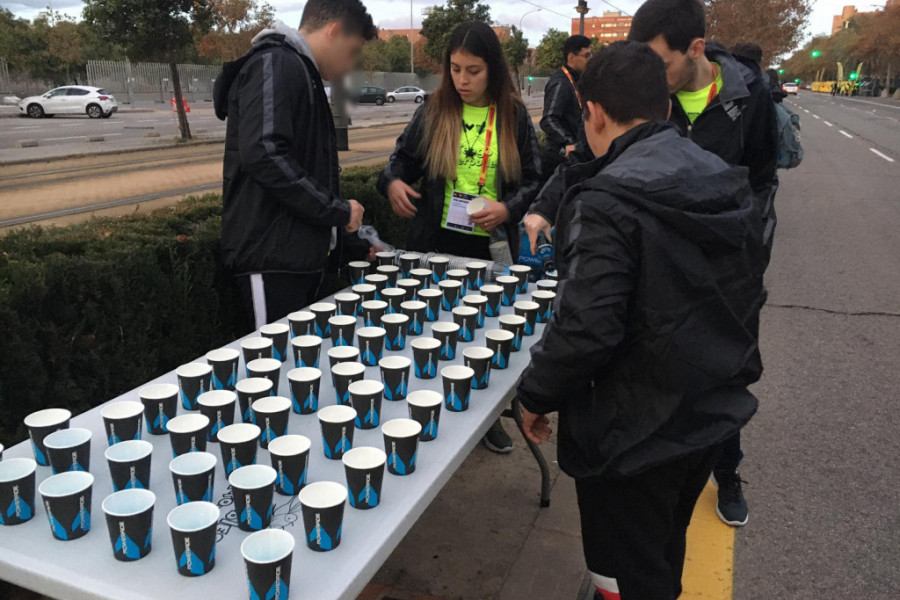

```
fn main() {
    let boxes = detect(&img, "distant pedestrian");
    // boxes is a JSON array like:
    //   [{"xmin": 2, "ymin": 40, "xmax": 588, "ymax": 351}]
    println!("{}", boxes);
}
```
[
  {"xmin": 214, "ymin": 0, "xmax": 374, "ymax": 331},
  {"xmin": 728, "ymin": 41, "xmax": 786, "ymax": 104},
  {"xmin": 517, "ymin": 42, "xmax": 767, "ymax": 600},
  {"xmin": 832, "ymin": 81, "xmax": 838, "ymax": 96},
  {"xmin": 539, "ymin": 35, "xmax": 593, "ymax": 180}
]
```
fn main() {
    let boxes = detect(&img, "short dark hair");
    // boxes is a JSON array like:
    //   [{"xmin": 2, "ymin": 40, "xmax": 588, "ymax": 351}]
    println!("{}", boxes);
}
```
[
  {"xmin": 729, "ymin": 42, "xmax": 763, "ymax": 66},
  {"xmin": 579, "ymin": 41, "xmax": 669, "ymax": 124},
  {"xmin": 628, "ymin": 0, "xmax": 705, "ymax": 53},
  {"xmin": 301, "ymin": 0, "xmax": 377, "ymax": 41},
  {"xmin": 563, "ymin": 35, "xmax": 592, "ymax": 62}
]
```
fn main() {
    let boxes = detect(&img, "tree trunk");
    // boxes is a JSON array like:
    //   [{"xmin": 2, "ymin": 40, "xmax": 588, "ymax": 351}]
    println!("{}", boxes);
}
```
[
  {"xmin": 514, "ymin": 64, "xmax": 521, "ymax": 93},
  {"xmin": 169, "ymin": 61, "xmax": 192, "ymax": 140}
]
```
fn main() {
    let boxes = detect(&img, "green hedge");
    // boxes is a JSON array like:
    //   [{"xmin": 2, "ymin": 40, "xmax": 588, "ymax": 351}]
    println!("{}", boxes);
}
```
[{"xmin": 0, "ymin": 164, "xmax": 396, "ymax": 447}]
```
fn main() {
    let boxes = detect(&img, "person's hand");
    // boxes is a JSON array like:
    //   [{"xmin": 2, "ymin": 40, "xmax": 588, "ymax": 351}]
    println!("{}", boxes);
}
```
[
  {"xmin": 565, "ymin": 144, "xmax": 576, "ymax": 158},
  {"xmin": 346, "ymin": 199, "xmax": 364, "ymax": 233},
  {"xmin": 521, "ymin": 405, "xmax": 552, "ymax": 445},
  {"xmin": 367, "ymin": 244, "xmax": 386, "ymax": 262},
  {"xmin": 469, "ymin": 199, "xmax": 509, "ymax": 232},
  {"xmin": 387, "ymin": 179, "xmax": 420, "ymax": 219},
  {"xmin": 524, "ymin": 213, "xmax": 552, "ymax": 255}
]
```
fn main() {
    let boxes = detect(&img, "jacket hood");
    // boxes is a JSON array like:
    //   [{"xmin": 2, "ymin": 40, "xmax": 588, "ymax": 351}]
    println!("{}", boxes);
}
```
[
  {"xmin": 578, "ymin": 121, "xmax": 756, "ymax": 253},
  {"xmin": 704, "ymin": 41, "xmax": 756, "ymax": 103},
  {"xmin": 251, "ymin": 20, "xmax": 317, "ymax": 69}
]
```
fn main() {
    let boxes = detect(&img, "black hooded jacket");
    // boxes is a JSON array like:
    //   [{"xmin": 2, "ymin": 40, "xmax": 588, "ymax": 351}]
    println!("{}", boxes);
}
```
[
  {"xmin": 516, "ymin": 121, "xmax": 767, "ymax": 479},
  {"xmin": 540, "ymin": 66, "xmax": 583, "ymax": 174}
]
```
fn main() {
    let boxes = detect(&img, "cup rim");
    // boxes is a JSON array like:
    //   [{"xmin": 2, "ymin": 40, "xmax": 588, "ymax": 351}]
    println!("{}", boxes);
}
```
[
  {"xmin": 495, "ymin": 275, "xmax": 519, "ymax": 284},
  {"xmin": 100, "ymin": 401, "xmax": 144, "ymax": 421},
  {"xmin": 479, "ymin": 284, "xmax": 503, "ymax": 293},
  {"xmin": 463, "ymin": 294, "xmax": 487, "ymax": 303},
  {"xmin": 357, "ymin": 326, "xmax": 387, "ymax": 339},
  {"xmin": 334, "ymin": 292, "xmax": 361, "ymax": 302},
  {"xmin": 290, "ymin": 334, "xmax": 323, "ymax": 348},
  {"xmin": 351, "ymin": 283, "xmax": 377, "ymax": 293},
  {"xmin": 432, "ymin": 322, "xmax": 460, "ymax": 334},
  {"xmin": 400, "ymin": 300, "xmax": 427, "ymax": 311},
  {"xmin": 376, "ymin": 251, "xmax": 397, "ymax": 258},
  {"xmin": 348, "ymin": 379, "xmax": 384, "ymax": 397},
  {"xmin": 406, "ymin": 390, "xmax": 443, "ymax": 408},
  {"xmin": 0, "ymin": 458, "xmax": 37, "ymax": 482},
  {"xmin": 228, "ymin": 464, "xmax": 277, "ymax": 490},
  {"xmin": 251, "ymin": 395, "xmax": 292, "ymax": 414},
  {"xmin": 411, "ymin": 337, "xmax": 442, "ymax": 350},
  {"xmin": 235, "ymin": 377, "xmax": 274, "ymax": 395},
  {"xmin": 297, "ymin": 480, "xmax": 348, "ymax": 509},
  {"xmin": 441, "ymin": 365, "xmax": 475, "ymax": 380},
  {"xmin": 332, "ymin": 361, "xmax": 367, "ymax": 377},
  {"xmin": 485, "ymin": 329, "xmax": 515, "ymax": 341},
  {"xmin": 101, "ymin": 489, "xmax": 155, "ymax": 517},
  {"xmin": 139, "ymin": 383, "xmax": 179, "ymax": 400},
  {"xmin": 376, "ymin": 264, "xmax": 400, "ymax": 273},
  {"xmin": 360, "ymin": 299, "xmax": 388, "ymax": 310},
  {"xmin": 205, "ymin": 347, "xmax": 240, "ymax": 363},
  {"xmin": 514, "ymin": 300, "xmax": 540, "ymax": 311},
  {"xmin": 169, "ymin": 451, "xmax": 217, "ymax": 476},
  {"xmin": 328, "ymin": 315, "xmax": 358, "ymax": 327},
  {"xmin": 446, "ymin": 268, "xmax": 469, "ymax": 277},
  {"xmin": 39, "ymin": 471, "xmax": 94, "ymax": 498},
  {"xmin": 499, "ymin": 314, "xmax": 527, "ymax": 325},
  {"xmin": 309, "ymin": 302, "xmax": 337, "ymax": 313},
  {"xmin": 532, "ymin": 290, "xmax": 557, "ymax": 299},
  {"xmin": 175, "ymin": 362, "xmax": 213, "ymax": 378},
  {"xmin": 397, "ymin": 278, "xmax": 422, "ymax": 287},
  {"xmin": 508, "ymin": 264, "xmax": 532, "ymax": 273},
  {"xmin": 43, "ymin": 427, "xmax": 92, "ymax": 449},
  {"xmin": 287, "ymin": 310, "xmax": 315, "ymax": 321},
  {"xmin": 260, "ymin": 323, "xmax": 290, "ymax": 335},
  {"xmin": 379, "ymin": 356, "xmax": 411, "ymax": 370},
  {"xmin": 381, "ymin": 418, "xmax": 423, "ymax": 439},
  {"xmin": 327, "ymin": 346, "xmax": 360, "ymax": 360},
  {"xmin": 247, "ymin": 358, "xmax": 281, "ymax": 373},
  {"xmin": 167, "ymin": 501, "xmax": 220, "ymax": 533},
  {"xmin": 287, "ymin": 367, "xmax": 322, "ymax": 382},
  {"xmin": 24, "ymin": 407, "xmax": 71, "ymax": 429},
  {"xmin": 400, "ymin": 252, "xmax": 422, "ymax": 260},
  {"xmin": 317, "ymin": 405, "xmax": 357, "ymax": 424},
  {"xmin": 536, "ymin": 279, "xmax": 558, "ymax": 287},
  {"xmin": 198, "ymin": 390, "xmax": 237, "ymax": 408},
  {"xmin": 217, "ymin": 423, "xmax": 261, "ymax": 444},
  {"xmin": 417, "ymin": 288, "xmax": 442, "ymax": 297},
  {"xmin": 464, "ymin": 346, "xmax": 495, "ymax": 361},
  {"xmin": 240, "ymin": 336, "xmax": 273, "ymax": 351},
  {"xmin": 342, "ymin": 446, "xmax": 387, "ymax": 470},
  {"xmin": 466, "ymin": 261, "xmax": 488, "ymax": 269},
  {"xmin": 364, "ymin": 274, "xmax": 388, "ymax": 283},
  {"xmin": 267, "ymin": 434, "xmax": 312, "ymax": 457},
  {"xmin": 241, "ymin": 528, "xmax": 295, "ymax": 565},
  {"xmin": 104, "ymin": 439, "xmax": 153, "ymax": 463},
  {"xmin": 348, "ymin": 260, "xmax": 371, "ymax": 268},
  {"xmin": 166, "ymin": 414, "xmax": 210, "ymax": 434},
  {"xmin": 452, "ymin": 306, "xmax": 478, "ymax": 317},
  {"xmin": 438, "ymin": 279, "xmax": 462, "ymax": 289},
  {"xmin": 429, "ymin": 255, "xmax": 450, "ymax": 264},
  {"xmin": 381, "ymin": 313, "xmax": 409, "ymax": 324},
  {"xmin": 380, "ymin": 287, "xmax": 406, "ymax": 297}
]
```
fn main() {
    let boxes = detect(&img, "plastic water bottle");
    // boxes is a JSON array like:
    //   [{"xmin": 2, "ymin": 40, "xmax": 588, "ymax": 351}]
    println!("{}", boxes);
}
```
[{"xmin": 536, "ymin": 231, "xmax": 555, "ymax": 277}]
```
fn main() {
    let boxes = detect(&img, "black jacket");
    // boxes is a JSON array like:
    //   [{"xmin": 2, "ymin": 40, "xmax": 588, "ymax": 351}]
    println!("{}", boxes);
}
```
[
  {"xmin": 540, "ymin": 67, "xmax": 583, "ymax": 173},
  {"xmin": 214, "ymin": 22, "xmax": 351, "ymax": 276},
  {"xmin": 516, "ymin": 122, "xmax": 767, "ymax": 479},
  {"xmin": 376, "ymin": 102, "xmax": 541, "ymax": 254}
]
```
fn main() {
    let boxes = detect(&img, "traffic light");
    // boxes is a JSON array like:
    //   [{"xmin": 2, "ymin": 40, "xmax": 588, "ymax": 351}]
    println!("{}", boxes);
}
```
[
  {"xmin": 794, "ymin": 78, "xmax": 801, "ymax": 83},
  {"xmin": 778, "ymin": 69, "xmax": 785, "ymax": 74},
  {"xmin": 528, "ymin": 76, "xmax": 534, "ymax": 82},
  {"xmin": 849, "ymin": 72, "xmax": 858, "ymax": 80},
  {"xmin": 811, "ymin": 50, "xmax": 821, "ymax": 58}
]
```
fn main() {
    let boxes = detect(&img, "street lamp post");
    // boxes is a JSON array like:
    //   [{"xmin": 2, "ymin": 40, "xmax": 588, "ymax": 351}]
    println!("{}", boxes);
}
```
[
  {"xmin": 575, "ymin": 0, "xmax": 590, "ymax": 36},
  {"xmin": 519, "ymin": 8, "xmax": 542, "ymax": 92},
  {"xmin": 410, "ymin": 0, "xmax": 415, "ymax": 74}
]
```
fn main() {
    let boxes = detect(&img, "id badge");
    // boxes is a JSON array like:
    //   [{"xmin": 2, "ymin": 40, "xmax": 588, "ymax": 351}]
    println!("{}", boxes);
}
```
[{"xmin": 443, "ymin": 190, "xmax": 478, "ymax": 233}]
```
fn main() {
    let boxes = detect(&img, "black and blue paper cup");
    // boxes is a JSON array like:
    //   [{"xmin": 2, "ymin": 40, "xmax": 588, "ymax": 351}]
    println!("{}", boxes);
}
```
[
  {"xmin": 381, "ymin": 313, "xmax": 409, "ymax": 351},
  {"xmin": 291, "ymin": 334, "xmax": 322, "ymax": 369},
  {"xmin": 197, "ymin": 390, "xmax": 236, "ymax": 443},
  {"xmin": 531, "ymin": 290, "xmax": 557, "ymax": 323},
  {"xmin": 379, "ymin": 356, "xmax": 411, "ymax": 401},
  {"xmin": 329, "ymin": 315, "xmax": 357, "ymax": 348},
  {"xmin": 410, "ymin": 268, "xmax": 433, "ymax": 289},
  {"xmin": 411, "ymin": 337, "xmax": 441, "ymax": 379},
  {"xmin": 360, "ymin": 299, "xmax": 388, "ymax": 328},
  {"xmin": 348, "ymin": 380, "xmax": 384, "ymax": 430},
  {"xmin": 352, "ymin": 283, "xmax": 377, "ymax": 303},
  {"xmin": 206, "ymin": 347, "xmax": 240, "ymax": 391},
  {"xmin": 260, "ymin": 323, "xmax": 291, "ymax": 363},
  {"xmin": 298, "ymin": 481, "xmax": 347, "ymax": 552},
  {"xmin": 417, "ymin": 288, "xmax": 443, "ymax": 322},
  {"xmin": 287, "ymin": 367, "xmax": 321, "ymax": 415},
  {"xmin": 485, "ymin": 329, "xmax": 514, "ymax": 370},
  {"xmin": 246, "ymin": 358, "xmax": 282, "ymax": 396},
  {"xmin": 428, "ymin": 255, "xmax": 450, "ymax": 283},
  {"xmin": 399, "ymin": 252, "xmax": 421, "ymax": 278},
  {"xmin": 462, "ymin": 294, "xmax": 488, "ymax": 328},
  {"xmin": 24, "ymin": 408, "xmax": 71, "ymax": 467},
  {"xmin": 240, "ymin": 337, "xmax": 274, "ymax": 376},
  {"xmin": 439, "ymin": 279, "xmax": 463, "ymax": 311},
  {"xmin": 102, "ymin": 489, "xmax": 155, "ymax": 561},
  {"xmin": 100, "ymin": 401, "xmax": 144, "ymax": 447},
  {"xmin": 251, "ymin": 396, "xmax": 291, "ymax": 449},
  {"xmin": 287, "ymin": 310, "xmax": 316, "ymax": 338},
  {"xmin": 235, "ymin": 377, "xmax": 274, "ymax": 424},
  {"xmin": 176, "ymin": 362, "xmax": 213, "ymax": 411},
  {"xmin": 509, "ymin": 264, "xmax": 532, "ymax": 294},
  {"xmin": 499, "ymin": 315, "xmax": 527, "ymax": 352},
  {"xmin": 357, "ymin": 327, "xmax": 386, "ymax": 367},
  {"xmin": 479, "ymin": 284, "xmax": 503, "ymax": 318},
  {"xmin": 310, "ymin": 302, "xmax": 337, "ymax": 338},
  {"xmin": 342, "ymin": 447, "xmax": 386, "ymax": 510},
  {"xmin": 397, "ymin": 278, "xmax": 423, "ymax": 301},
  {"xmin": 44, "ymin": 427, "xmax": 92, "ymax": 474},
  {"xmin": 445, "ymin": 268, "xmax": 469, "ymax": 287},
  {"xmin": 242, "ymin": 529, "xmax": 295, "ymax": 597},
  {"xmin": 347, "ymin": 260, "xmax": 372, "ymax": 285},
  {"xmin": 464, "ymin": 347, "xmax": 494, "ymax": 390},
  {"xmin": 465, "ymin": 261, "xmax": 488, "ymax": 290},
  {"xmin": 105, "ymin": 440, "xmax": 153, "ymax": 491},
  {"xmin": 167, "ymin": 501, "xmax": 220, "ymax": 577},
  {"xmin": 167, "ymin": 414, "xmax": 210, "ymax": 457},
  {"xmin": 382, "ymin": 419, "xmax": 422, "ymax": 476},
  {"xmin": 268, "ymin": 435, "xmax": 311, "ymax": 496},
  {"xmin": 441, "ymin": 365, "xmax": 474, "ymax": 413},
  {"xmin": 327, "ymin": 346, "xmax": 361, "ymax": 376},
  {"xmin": 364, "ymin": 273, "xmax": 389, "ymax": 299},
  {"xmin": 400, "ymin": 300, "xmax": 427, "ymax": 336},
  {"xmin": 376, "ymin": 264, "xmax": 401, "ymax": 287},
  {"xmin": 376, "ymin": 250, "xmax": 397, "ymax": 266},
  {"xmin": 332, "ymin": 361, "xmax": 366, "ymax": 407},
  {"xmin": 432, "ymin": 322, "xmax": 460, "ymax": 361},
  {"xmin": 169, "ymin": 451, "xmax": 217, "ymax": 505},
  {"xmin": 407, "ymin": 390, "xmax": 443, "ymax": 442},
  {"xmin": 139, "ymin": 383, "xmax": 180, "ymax": 435},
  {"xmin": 39, "ymin": 471, "xmax": 93, "ymax": 541},
  {"xmin": 335, "ymin": 292, "xmax": 361, "ymax": 317},
  {"xmin": 229, "ymin": 464, "xmax": 276, "ymax": 532},
  {"xmin": 381, "ymin": 287, "xmax": 407, "ymax": 315},
  {"xmin": 0, "ymin": 458, "xmax": 37, "ymax": 526},
  {"xmin": 496, "ymin": 276, "xmax": 519, "ymax": 307},
  {"xmin": 452, "ymin": 306, "xmax": 479, "ymax": 343},
  {"xmin": 318, "ymin": 405, "xmax": 357, "ymax": 460},
  {"xmin": 217, "ymin": 423, "xmax": 261, "ymax": 476},
  {"xmin": 536, "ymin": 278, "xmax": 558, "ymax": 291},
  {"xmin": 514, "ymin": 300, "xmax": 540, "ymax": 336}
]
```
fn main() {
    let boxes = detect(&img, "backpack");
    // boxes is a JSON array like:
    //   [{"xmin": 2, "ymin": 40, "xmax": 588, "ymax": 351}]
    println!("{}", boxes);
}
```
[{"xmin": 775, "ymin": 102, "xmax": 803, "ymax": 169}]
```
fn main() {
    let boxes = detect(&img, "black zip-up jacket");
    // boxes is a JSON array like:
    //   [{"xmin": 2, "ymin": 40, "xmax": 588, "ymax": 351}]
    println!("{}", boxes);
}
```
[
  {"xmin": 376, "ymin": 102, "xmax": 541, "ymax": 254},
  {"xmin": 214, "ymin": 23, "xmax": 351, "ymax": 276},
  {"xmin": 540, "ymin": 67, "xmax": 582, "ymax": 174},
  {"xmin": 516, "ymin": 122, "xmax": 767, "ymax": 479}
]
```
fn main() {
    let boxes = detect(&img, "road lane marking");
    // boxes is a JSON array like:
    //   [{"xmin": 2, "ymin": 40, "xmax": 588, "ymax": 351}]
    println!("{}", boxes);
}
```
[
  {"xmin": 803, "ymin": 108, "xmax": 810, "ymax": 113},
  {"xmin": 812, "ymin": 114, "xmax": 820, "ymax": 119},
  {"xmin": 839, "ymin": 130, "xmax": 853, "ymax": 138},
  {"xmin": 12, "ymin": 126, "xmax": 41, "ymax": 130},
  {"xmin": 869, "ymin": 148, "xmax": 895, "ymax": 163},
  {"xmin": 44, "ymin": 136, "xmax": 86, "ymax": 141},
  {"xmin": 823, "ymin": 121, "xmax": 833, "ymax": 127},
  {"xmin": 61, "ymin": 124, "xmax": 83, "ymax": 127}
]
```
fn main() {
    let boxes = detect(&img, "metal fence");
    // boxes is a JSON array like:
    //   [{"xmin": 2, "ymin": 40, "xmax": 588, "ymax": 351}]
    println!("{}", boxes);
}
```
[
  {"xmin": 86, "ymin": 60, "xmax": 222, "ymax": 104},
  {"xmin": 0, "ymin": 59, "xmax": 9, "ymax": 94}
]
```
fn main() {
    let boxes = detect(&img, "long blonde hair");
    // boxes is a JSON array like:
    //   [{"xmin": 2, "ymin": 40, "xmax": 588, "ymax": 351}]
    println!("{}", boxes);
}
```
[{"xmin": 420, "ymin": 21, "xmax": 522, "ymax": 184}]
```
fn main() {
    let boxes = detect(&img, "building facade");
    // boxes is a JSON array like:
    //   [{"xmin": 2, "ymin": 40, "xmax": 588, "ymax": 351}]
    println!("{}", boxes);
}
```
[{"xmin": 572, "ymin": 11, "xmax": 632, "ymax": 42}]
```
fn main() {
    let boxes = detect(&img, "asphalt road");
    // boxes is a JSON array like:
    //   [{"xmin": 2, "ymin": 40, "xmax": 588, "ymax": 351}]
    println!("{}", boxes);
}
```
[{"xmin": 734, "ymin": 92, "xmax": 899, "ymax": 598}]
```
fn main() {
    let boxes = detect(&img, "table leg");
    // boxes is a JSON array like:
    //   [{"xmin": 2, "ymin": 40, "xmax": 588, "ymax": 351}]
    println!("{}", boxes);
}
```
[{"xmin": 503, "ymin": 397, "xmax": 552, "ymax": 508}]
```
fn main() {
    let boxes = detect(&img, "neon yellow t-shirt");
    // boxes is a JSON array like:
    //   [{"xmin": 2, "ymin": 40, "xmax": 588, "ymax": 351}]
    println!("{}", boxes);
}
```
[
  {"xmin": 441, "ymin": 103, "xmax": 499, "ymax": 237},
  {"xmin": 675, "ymin": 63, "xmax": 724, "ymax": 124}
]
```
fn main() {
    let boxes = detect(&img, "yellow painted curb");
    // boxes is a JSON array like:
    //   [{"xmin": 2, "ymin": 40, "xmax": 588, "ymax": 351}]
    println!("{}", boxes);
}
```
[{"xmin": 681, "ymin": 481, "xmax": 734, "ymax": 599}]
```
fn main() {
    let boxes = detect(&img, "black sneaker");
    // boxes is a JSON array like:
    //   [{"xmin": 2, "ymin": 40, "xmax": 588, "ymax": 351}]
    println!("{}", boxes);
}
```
[
  {"xmin": 483, "ymin": 419, "xmax": 513, "ymax": 454},
  {"xmin": 713, "ymin": 470, "xmax": 749, "ymax": 527}
]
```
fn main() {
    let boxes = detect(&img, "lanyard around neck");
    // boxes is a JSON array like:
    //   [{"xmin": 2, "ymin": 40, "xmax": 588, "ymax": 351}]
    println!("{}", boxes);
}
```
[
  {"xmin": 561, "ymin": 66, "xmax": 583, "ymax": 110},
  {"xmin": 477, "ymin": 103, "xmax": 497, "ymax": 192},
  {"xmin": 706, "ymin": 63, "xmax": 719, "ymax": 106}
]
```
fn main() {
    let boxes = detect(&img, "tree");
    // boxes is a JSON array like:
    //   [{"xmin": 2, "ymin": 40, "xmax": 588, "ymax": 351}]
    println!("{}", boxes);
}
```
[
  {"xmin": 84, "ymin": 0, "xmax": 210, "ymax": 139},
  {"xmin": 195, "ymin": 0, "xmax": 274, "ymax": 63},
  {"xmin": 502, "ymin": 25, "xmax": 528, "ymax": 91},
  {"xmin": 534, "ymin": 29, "xmax": 568, "ymax": 75},
  {"xmin": 384, "ymin": 34, "xmax": 414, "ymax": 73},
  {"xmin": 705, "ymin": 0, "xmax": 812, "ymax": 67},
  {"xmin": 31, "ymin": 11, "xmax": 83, "ymax": 84},
  {"xmin": 420, "ymin": 0, "xmax": 491, "ymax": 63},
  {"xmin": 360, "ymin": 38, "xmax": 390, "ymax": 74}
]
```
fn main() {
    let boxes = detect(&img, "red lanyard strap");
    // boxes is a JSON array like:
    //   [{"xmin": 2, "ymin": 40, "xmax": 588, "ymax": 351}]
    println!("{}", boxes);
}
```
[
  {"xmin": 707, "ymin": 63, "xmax": 719, "ymax": 106},
  {"xmin": 477, "ymin": 103, "xmax": 497, "ymax": 190},
  {"xmin": 562, "ymin": 66, "xmax": 583, "ymax": 110}
]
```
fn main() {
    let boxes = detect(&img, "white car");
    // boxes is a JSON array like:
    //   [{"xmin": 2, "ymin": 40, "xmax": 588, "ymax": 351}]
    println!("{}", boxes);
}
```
[
  {"xmin": 19, "ymin": 85, "xmax": 118, "ymax": 119},
  {"xmin": 386, "ymin": 86, "xmax": 426, "ymax": 103},
  {"xmin": 782, "ymin": 82, "xmax": 798, "ymax": 95}
]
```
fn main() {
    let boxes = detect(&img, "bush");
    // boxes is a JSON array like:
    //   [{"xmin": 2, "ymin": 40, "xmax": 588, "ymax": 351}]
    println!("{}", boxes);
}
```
[{"xmin": 0, "ymin": 165, "xmax": 396, "ymax": 447}]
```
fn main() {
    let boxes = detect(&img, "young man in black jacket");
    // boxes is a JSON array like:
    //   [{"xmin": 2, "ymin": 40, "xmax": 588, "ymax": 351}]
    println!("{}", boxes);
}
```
[
  {"xmin": 214, "ymin": 0, "xmax": 374, "ymax": 330},
  {"xmin": 517, "ymin": 42, "xmax": 767, "ymax": 600},
  {"xmin": 539, "ymin": 35, "xmax": 592, "ymax": 180}
]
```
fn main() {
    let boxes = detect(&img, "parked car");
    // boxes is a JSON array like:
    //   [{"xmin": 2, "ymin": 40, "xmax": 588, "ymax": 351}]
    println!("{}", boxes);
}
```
[
  {"xmin": 352, "ymin": 86, "xmax": 387, "ymax": 106},
  {"xmin": 18, "ymin": 85, "xmax": 117, "ymax": 119},
  {"xmin": 782, "ymin": 82, "xmax": 798, "ymax": 95},
  {"xmin": 386, "ymin": 86, "xmax": 426, "ymax": 104}
]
